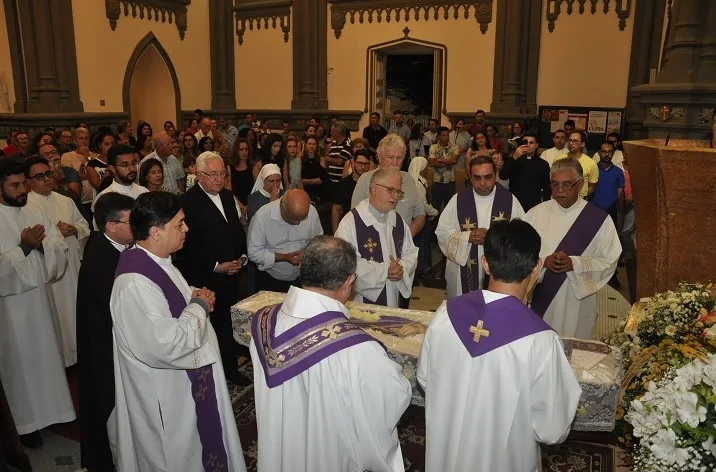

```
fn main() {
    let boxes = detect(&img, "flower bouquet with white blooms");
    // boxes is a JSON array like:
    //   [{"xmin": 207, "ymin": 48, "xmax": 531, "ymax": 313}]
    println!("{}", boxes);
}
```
[{"xmin": 627, "ymin": 354, "xmax": 716, "ymax": 471}]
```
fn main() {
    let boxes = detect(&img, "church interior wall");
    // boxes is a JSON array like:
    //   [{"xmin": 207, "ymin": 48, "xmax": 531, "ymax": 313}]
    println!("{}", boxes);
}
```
[
  {"xmin": 536, "ymin": 0, "xmax": 635, "ymax": 109},
  {"xmin": 326, "ymin": 6, "xmax": 496, "ymax": 131},
  {"xmin": 71, "ymin": 0, "xmax": 211, "ymax": 119},
  {"xmin": 0, "ymin": 0, "xmax": 16, "ymax": 113},
  {"xmin": 129, "ymin": 44, "xmax": 176, "ymax": 133}
]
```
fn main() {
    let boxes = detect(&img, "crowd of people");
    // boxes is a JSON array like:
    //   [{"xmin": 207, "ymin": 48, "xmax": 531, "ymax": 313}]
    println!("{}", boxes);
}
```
[{"xmin": 0, "ymin": 108, "xmax": 634, "ymax": 471}]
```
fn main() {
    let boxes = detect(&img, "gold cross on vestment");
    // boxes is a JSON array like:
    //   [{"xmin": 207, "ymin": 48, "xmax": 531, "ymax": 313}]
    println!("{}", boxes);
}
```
[
  {"xmin": 364, "ymin": 238, "xmax": 378, "ymax": 253},
  {"xmin": 492, "ymin": 211, "xmax": 506, "ymax": 222},
  {"xmin": 462, "ymin": 217, "xmax": 476, "ymax": 231},
  {"xmin": 467, "ymin": 258, "xmax": 477, "ymax": 269},
  {"xmin": 469, "ymin": 320, "xmax": 490, "ymax": 342},
  {"xmin": 321, "ymin": 324, "xmax": 342, "ymax": 340}
]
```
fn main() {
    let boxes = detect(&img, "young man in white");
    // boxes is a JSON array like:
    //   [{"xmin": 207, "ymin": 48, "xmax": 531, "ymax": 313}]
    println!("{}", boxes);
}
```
[{"xmin": 418, "ymin": 219, "xmax": 581, "ymax": 472}]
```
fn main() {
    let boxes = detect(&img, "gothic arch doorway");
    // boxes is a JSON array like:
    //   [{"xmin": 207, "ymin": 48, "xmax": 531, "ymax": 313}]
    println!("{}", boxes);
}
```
[{"xmin": 123, "ymin": 33, "xmax": 181, "ymax": 134}]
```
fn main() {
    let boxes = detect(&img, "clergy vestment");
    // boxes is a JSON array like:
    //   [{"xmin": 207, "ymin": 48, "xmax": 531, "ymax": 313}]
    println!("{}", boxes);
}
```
[
  {"xmin": 109, "ymin": 246, "xmax": 246, "ymax": 472},
  {"xmin": 250, "ymin": 286, "xmax": 411, "ymax": 472},
  {"xmin": 436, "ymin": 185, "xmax": 525, "ymax": 299},
  {"xmin": 525, "ymin": 199, "xmax": 621, "ymax": 338},
  {"xmin": 76, "ymin": 232, "xmax": 125, "ymax": 471},
  {"xmin": 335, "ymin": 199, "xmax": 418, "ymax": 307},
  {"xmin": 27, "ymin": 190, "xmax": 90, "ymax": 367},
  {"xmin": 0, "ymin": 204, "xmax": 76, "ymax": 435},
  {"xmin": 417, "ymin": 290, "xmax": 581, "ymax": 472}
]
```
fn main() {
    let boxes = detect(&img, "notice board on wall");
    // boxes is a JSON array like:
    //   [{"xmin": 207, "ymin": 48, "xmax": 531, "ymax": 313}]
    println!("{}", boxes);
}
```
[{"xmin": 538, "ymin": 106, "xmax": 624, "ymax": 153}]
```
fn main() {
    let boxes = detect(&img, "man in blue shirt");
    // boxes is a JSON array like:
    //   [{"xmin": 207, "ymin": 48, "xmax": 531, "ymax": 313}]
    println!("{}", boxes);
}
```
[{"xmin": 592, "ymin": 141, "xmax": 625, "ymax": 231}]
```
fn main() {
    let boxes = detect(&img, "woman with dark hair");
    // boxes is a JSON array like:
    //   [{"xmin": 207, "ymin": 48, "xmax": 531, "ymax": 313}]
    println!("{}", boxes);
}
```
[
  {"xmin": 408, "ymin": 123, "xmax": 425, "ymax": 159},
  {"xmin": 465, "ymin": 131, "xmax": 493, "ymax": 179},
  {"xmin": 486, "ymin": 123, "xmax": 503, "ymax": 153},
  {"xmin": 510, "ymin": 121, "xmax": 525, "ymax": 139},
  {"xmin": 181, "ymin": 133, "xmax": 198, "ymax": 165},
  {"xmin": 163, "ymin": 121, "xmax": 175, "ymax": 133},
  {"xmin": 86, "ymin": 129, "xmax": 116, "ymax": 192},
  {"xmin": 238, "ymin": 127, "xmax": 258, "ymax": 158},
  {"xmin": 136, "ymin": 134, "xmax": 153, "ymax": 159},
  {"xmin": 118, "ymin": 120, "xmax": 137, "ymax": 147},
  {"xmin": 301, "ymin": 135, "xmax": 327, "ymax": 202},
  {"xmin": 227, "ymin": 138, "xmax": 255, "ymax": 215},
  {"xmin": 136, "ymin": 121, "xmax": 153, "ymax": 138},
  {"xmin": 261, "ymin": 132, "xmax": 285, "ymax": 172},
  {"xmin": 29, "ymin": 131, "xmax": 55, "ymax": 155},
  {"xmin": 198, "ymin": 136, "xmax": 214, "ymax": 153},
  {"xmin": 257, "ymin": 132, "xmax": 269, "ymax": 150},
  {"xmin": 187, "ymin": 118, "xmax": 199, "ymax": 134},
  {"xmin": 138, "ymin": 158, "xmax": 164, "ymax": 191}
]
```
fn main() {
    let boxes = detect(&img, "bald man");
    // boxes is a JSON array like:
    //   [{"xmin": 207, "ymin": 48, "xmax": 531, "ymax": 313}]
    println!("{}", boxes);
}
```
[
  {"xmin": 248, "ymin": 189, "xmax": 324, "ymax": 292},
  {"xmin": 140, "ymin": 132, "xmax": 185, "ymax": 194}
]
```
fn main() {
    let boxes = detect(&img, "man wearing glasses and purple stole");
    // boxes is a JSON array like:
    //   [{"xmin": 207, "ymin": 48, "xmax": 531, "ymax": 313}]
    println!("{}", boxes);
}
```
[
  {"xmin": 250, "ymin": 235, "xmax": 411, "ymax": 472},
  {"xmin": 335, "ymin": 167, "xmax": 418, "ymax": 307},
  {"xmin": 525, "ymin": 159, "xmax": 621, "ymax": 338},
  {"xmin": 418, "ymin": 219, "xmax": 581, "ymax": 472},
  {"xmin": 109, "ymin": 192, "xmax": 246, "ymax": 472}
]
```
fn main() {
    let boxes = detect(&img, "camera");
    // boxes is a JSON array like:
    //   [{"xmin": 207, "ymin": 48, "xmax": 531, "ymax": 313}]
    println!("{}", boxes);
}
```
[{"xmin": 507, "ymin": 137, "xmax": 527, "ymax": 149}]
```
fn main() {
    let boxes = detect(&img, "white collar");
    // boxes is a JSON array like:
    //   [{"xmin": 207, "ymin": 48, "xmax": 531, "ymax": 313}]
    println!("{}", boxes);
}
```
[
  {"xmin": 104, "ymin": 233, "xmax": 129, "ymax": 252},
  {"xmin": 473, "ymin": 186, "xmax": 496, "ymax": 202},
  {"xmin": 135, "ymin": 243, "xmax": 172, "ymax": 265},
  {"xmin": 356, "ymin": 199, "xmax": 396, "ymax": 227},
  {"xmin": 282, "ymin": 286, "xmax": 349, "ymax": 320}
]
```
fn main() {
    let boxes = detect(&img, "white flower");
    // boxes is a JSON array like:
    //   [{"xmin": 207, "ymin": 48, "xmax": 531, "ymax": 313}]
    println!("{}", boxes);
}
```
[
  {"xmin": 665, "ymin": 325, "xmax": 678, "ymax": 336},
  {"xmin": 701, "ymin": 362, "xmax": 716, "ymax": 389},
  {"xmin": 675, "ymin": 362, "xmax": 704, "ymax": 390}
]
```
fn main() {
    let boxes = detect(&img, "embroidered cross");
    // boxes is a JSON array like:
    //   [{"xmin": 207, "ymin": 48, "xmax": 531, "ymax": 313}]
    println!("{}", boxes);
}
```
[
  {"xmin": 321, "ymin": 324, "xmax": 342, "ymax": 340},
  {"xmin": 467, "ymin": 258, "xmax": 477, "ymax": 270},
  {"xmin": 469, "ymin": 320, "xmax": 490, "ymax": 343},
  {"xmin": 462, "ymin": 217, "xmax": 476, "ymax": 231},
  {"xmin": 199, "ymin": 366, "xmax": 210, "ymax": 382},
  {"xmin": 194, "ymin": 383, "xmax": 208, "ymax": 401},
  {"xmin": 266, "ymin": 348, "xmax": 285, "ymax": 368},
  {"xmin": 364, "ymin": 238, "xmax": 378, "ymax": 253},
  {"xmin": 492, "ymin": 211, "xmax": 506, "ymax": 222}
]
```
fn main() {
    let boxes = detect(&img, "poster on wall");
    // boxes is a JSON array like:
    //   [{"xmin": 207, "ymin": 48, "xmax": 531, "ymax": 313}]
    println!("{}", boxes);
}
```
[
  {"xmin": 587, "ymin": 111, "xmax": 607, "ymax": 134},
  {"xmin": 568, "ymin": 113, "xmax": 588, "ymax": 132},
  {"xmin": 543, "ymin": 109, "xmax": 570, "ymax": 132},
  {"xmin": 606, "ymin": 111, "xmax": 622, "ymax": 134}
]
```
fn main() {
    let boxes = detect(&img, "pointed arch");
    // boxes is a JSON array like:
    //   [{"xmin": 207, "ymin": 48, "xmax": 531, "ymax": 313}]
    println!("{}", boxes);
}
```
[{"xmin": 122, "ymin": 32, "xmax": 181, "ymax": 127}]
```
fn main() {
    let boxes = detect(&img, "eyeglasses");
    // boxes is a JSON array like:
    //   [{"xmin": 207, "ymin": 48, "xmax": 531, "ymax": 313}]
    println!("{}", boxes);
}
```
[
  {"xmin": 40, "ymin": 150, "xmax": 59, "ymax": 158},
  {"xmin": 110, "ymin": 220, "xmax": 131, "ymax": 225},
  {"xmin": 115, "ymin": 161, "xmax": 140, "ymax": 169},
  {"xmin": 567, "ymin": 139, "xmax": 583, "ymax": 143},
  {"xmin": 550, "ymin": 180, "xmax": 581, "ymax": 191},
  {"xmin": 201, "ymin": 171, "xmax": 227, "ymax": 180},
  {"xmin": 29, "ymin": 170, "xmax": 55, "ymax": 181},
  {"xmin": 354, "ymin": 160, "xmax": 371, "ymax": 167},
  {"xmin": 374, "ymin": 183, "xmax": 405, "ymax": 199}
]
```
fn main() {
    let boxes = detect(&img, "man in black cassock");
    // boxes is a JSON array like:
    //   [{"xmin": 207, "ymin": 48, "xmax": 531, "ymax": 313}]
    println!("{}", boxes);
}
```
[{"xmin": 76, "ymin": 193, "xmax": 135, "ymax": 471}]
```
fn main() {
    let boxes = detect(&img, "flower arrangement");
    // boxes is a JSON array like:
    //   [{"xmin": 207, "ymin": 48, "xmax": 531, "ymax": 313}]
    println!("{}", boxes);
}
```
[{"xmin": 626, "ymin": 354, "xmax": 716, "ymax": 471}]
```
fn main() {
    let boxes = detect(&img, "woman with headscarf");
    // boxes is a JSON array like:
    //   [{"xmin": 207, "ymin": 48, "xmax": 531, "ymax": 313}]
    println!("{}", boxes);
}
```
[
  {"xmin": 246, "ymin": 163, "xmax": 284, "ymax": 221},
  {"xmin": 408, "ymin": 156, "xmax": 439, "ymax": 275}
]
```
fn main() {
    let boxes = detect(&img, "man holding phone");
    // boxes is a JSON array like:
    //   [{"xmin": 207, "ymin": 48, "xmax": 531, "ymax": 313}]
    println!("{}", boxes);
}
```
[{"xmin": 499, "ymin": 132, "xmax": 551, "ymax": 211}]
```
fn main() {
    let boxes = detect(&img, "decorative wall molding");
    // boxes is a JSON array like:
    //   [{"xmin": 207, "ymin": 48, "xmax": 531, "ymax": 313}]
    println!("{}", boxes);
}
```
[
  {"xmin": 0, "ymin": 112, "xmax": 129, "ymax": 138},
  {"xmin": 232, "ymin": 0, "xmax": 292, "ymax": 45},
  {"xmin": 328, "ymin": 0, "xmax": 493, "ymax": 39},
  {"xmin": 105, "ymin": 0, "xmax": 190, "ymax": 40},
  {"xmin": 181, "ymin": 109, "xmax": 364, "ymax": 132},
  {"xmin": 545, "ymin": 0, "xmax": 633, "ymax": 33}
]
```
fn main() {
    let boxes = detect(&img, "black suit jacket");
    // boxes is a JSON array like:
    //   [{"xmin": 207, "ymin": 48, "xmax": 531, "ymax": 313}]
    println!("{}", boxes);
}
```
[
  {"xmin": 76, "ymin": 232, "xmax": 121, "ymax": 471},
  {"xmin": 175, "ymin": 185, "xmax": 247, "ymax": 295}
]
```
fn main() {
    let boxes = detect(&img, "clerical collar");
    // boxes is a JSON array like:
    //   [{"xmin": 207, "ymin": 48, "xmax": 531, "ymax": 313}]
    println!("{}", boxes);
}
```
[
  {"xmin": 104, "ymin": 233, "xmax": 129, "ymax": 252},
  {"xmin": 368, "ymin": 202, "xmax": 389, "ymax": 224},
  {"xmin": 135, "ymin": 242, "xmax": 172, "ymax": 264},
  {"xmin": 472, "ymin": 186, "xmax": 496, "ymax": 201}
]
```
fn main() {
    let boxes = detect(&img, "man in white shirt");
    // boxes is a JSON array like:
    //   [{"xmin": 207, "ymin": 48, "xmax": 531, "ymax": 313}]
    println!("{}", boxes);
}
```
[
  {"xmin": 421, "ymin": 118, "xmax": 439, "ymax": 155},
  {"xmin": 525, "ymin": 158, "xmax": 621, "ymax": 338},
  {"xmin": 436, "ymin": 155, "xmax": 524, "ymax": 298},
  {"xmin": 540, "ymin": 129, "xmax": 569, "ymax": 168},
  {"xmin": 140, "ymin": 132, "xmax": 185, "ymax": 194},
  {"xmin": 591, "ymin": 131, "xmax": 625, "ymax": 169},
  {"xmin": 250, "ymin": 235, "xmax": 411, "ymax": 472},
  {"xmin": 194, "ymin": 117, "xmax": 214, "ymax": 141},
  {"xmin": 25, "ymin": 156, "xmax": 90, "ymax": 367},
  {"xmin": 418, "ymin": 219, "xmax": 581, "ymax": 472},
  {"xmin": 335, "ymin": 168, "xmax": 419, "ymax": 308},
  {"xmin": 92, "ymin": 144, "xmax": 148, "ymax": 214},
  {"xmin": 109, "ymin": 192, "xmax": 246, "ymax": 472},
  {"xmin": 248, "ymin": 189, "xmax": 323, "ymax": 292}
]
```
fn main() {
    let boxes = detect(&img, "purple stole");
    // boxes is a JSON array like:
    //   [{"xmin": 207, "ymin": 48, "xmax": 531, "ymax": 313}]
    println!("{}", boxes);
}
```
[
  {"xmin": 350, "ymin": 207, "xmax": 405, "ymax": 306},
  {"xmin": 456, "ymin": 185, "xmax": 513, "ymax": 294},
  {"xmin": 531, "ymin": 203, "xmax": 608, "ymax": 317},
  {"xmin": 446, "ymin": 289, "xmax": 553, "ymax": 357},
  {"xmin": 252, "ymin": 303, "xmax": 377, "ymax": 387},
  {"xmin": 115, "ymin": 248, "xmax": 228, "ymax": 472}
]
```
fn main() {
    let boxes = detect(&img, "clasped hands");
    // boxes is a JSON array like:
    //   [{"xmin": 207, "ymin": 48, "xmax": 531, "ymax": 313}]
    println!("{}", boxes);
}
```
[
  {"xmin": 56, "ymin": 221, "xmax": 76, "ymax": 238},
  {"xmin": 21, "ymin": 224, "xmax": 45, "ymax": 249},
  {"xmin": 215, "ymin": 259, "xmax": 244, "ymax": 275},
  {"xmin": 387, "ymin": 255, "xmax": 403, "ymax": 281},
  {"xmin": 468, "ymin": 228, "xmax": 488, "ymax": 245},
  {"xmin": 191, "ymin": 287, "xmax": 216, "ymax": 313},
  {"xmin": 544, "ymin": 251, "xmax": 573, "ymax": 273},
  {"xmin": 277, "ymin": 251, "xmax": 304, "ymax": 266}
]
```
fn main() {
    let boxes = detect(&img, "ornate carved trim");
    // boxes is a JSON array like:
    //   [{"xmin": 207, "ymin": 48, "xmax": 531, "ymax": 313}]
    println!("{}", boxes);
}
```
[
  {"xmin": 328, "ymin": 0, "xmax": 493, "ymax": 39},
  {"xmin": 105, "ymin": 0, "xmax": 190, "ymax": 40},
  {"xmin": 546, "ymin": 0, "xmax": 633, "ymax": 33},
  {"xmin": 0, "ymin": 112, "xmax": 129, "ymax": 138},
  {"xmin": 232, "ymin": 0, "xmax": 292, "ymax": 45}
]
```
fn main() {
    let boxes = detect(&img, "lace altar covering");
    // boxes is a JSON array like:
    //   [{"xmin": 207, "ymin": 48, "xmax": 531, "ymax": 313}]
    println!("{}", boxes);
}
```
[{"xmin": 232, "ymin": 291, "xmax": 622, "ymax": 431}]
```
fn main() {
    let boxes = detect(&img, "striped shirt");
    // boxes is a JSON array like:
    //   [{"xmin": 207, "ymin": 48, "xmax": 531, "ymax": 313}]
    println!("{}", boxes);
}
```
[{"xmin": 327, "ymin": 140, "xmax": 353, "ymax": 182}]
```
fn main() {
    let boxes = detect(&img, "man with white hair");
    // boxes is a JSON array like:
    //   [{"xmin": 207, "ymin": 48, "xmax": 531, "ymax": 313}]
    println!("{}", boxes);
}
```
[
  {"xmin": 175, "ymin": 152, "xmax": 250, "ymax": 385},
  {"xmin": 525, "ymin": 159, "xmax": 621, "ymax": 338},
  {"xmin": 140, "ymin": 132, "xmax": 185, "ymax": 194},
  {"xmin": 337, "ymin": 168, "xmax": 418, "ymax": 308}
]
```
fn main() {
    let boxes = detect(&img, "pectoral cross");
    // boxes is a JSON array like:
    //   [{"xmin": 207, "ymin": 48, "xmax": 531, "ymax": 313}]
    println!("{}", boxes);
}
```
[
  {"xmin": 364, "ymin": 238, "xmax": 378, "ymax": 253},
  {"xmin": 321, "ymin": 324, "xmax": 342, "ymax": 340},
  {"xmin": 462, "ymin": 217, "xmax": 476, "ymax": 231},
  {"xmin": 469, "ymin": 320, "xmax": 490, "ymax": 343},
  {"xmin": 492, "ymin": 211, "xmax": 506, "ymax": 222}
]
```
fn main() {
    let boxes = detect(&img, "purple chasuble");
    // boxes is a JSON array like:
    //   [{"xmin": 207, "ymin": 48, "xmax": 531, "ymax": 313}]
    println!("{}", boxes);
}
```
[
  {"xmin": 531, "ymin": 203, "xmax": 608, "ymax": 317},
  {"xmin": 115, "ymin": 248, "xmax": 228, "ymax": 472},
  {"xmin": 455, "ymin": 185, "xmax": 513, "ymax": 294},
  {"xmin": 350, "ymin": 207, "xmax": 405, "ymax": 306},
  {"xmin": 252, "ymin": 303, "xmax": 378, "ymax": 388},
  {"xmin": 446, "ymin": 290, "xmax": 553, "ymax": 357}
]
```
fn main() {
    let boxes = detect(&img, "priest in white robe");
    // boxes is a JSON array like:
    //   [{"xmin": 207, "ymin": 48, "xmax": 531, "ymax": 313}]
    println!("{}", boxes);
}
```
[
  {"xmin": 335, "ymin": 168, "xmax": 418, "ymax": 308},
  {"xmin": 436, "ymin": 155, "xmax": 524, "ymax": 298},
  {"xmin": 0, "ymin": 159, "xmax": 75, "ymax": 446},
  {"xmin": 418, "ymin": 219, "xmax": 581, "ymax": 472},
  {"xmin": 250, "ymin": 235, "xmax": 411, "ymax": 472},
  {"xmin": 25, "ymin": 156, "xmax": 90, "ymax": 367},
  {"xmin": 109, "ymin": 192, "xmax": 246, "ymax": 472},
  {"xmin": 525, "ymin": 159, "xmax": 621, "ymax": 338}
]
